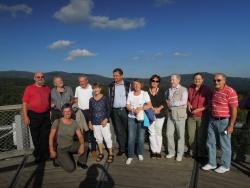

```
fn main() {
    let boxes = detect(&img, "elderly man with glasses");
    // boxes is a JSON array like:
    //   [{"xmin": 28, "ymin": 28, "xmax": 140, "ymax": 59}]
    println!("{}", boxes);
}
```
[
  {"xmin": 165, "ymin": 74, "xmax": 188, "ymax": 162},
  {"xmin": 202, "ymin": 73, "xmax": 238, "ymax": 173},
  {"xmin": 22, "ymin": 72, "xmax": 51, "ymax": 163}
]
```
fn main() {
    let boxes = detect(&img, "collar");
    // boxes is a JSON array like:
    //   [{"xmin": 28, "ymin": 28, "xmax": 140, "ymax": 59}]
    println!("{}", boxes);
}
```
[
  {"xmin": 191, "ymin": 84, "xmax": 204, "ymax": 90},
  {"xmin": 80, "ymin": 84, "xmax": 91, "ymax": 89},
  {"xmin": 216, "ymin": 84, "xmax": 227, "ymax": 92},
  {"xmin": 115, "ymin": 80, "xmax": 124, "ymax": 86},
  {"xmin": 171, "ymin": 84, "xmax": 180, "ymax": 89}
]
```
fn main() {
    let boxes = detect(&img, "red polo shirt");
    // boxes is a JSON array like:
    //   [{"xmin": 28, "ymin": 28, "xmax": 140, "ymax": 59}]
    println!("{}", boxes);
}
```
[
  {"xmin": 22, "ymin": 84, "xmax": 51, "ymax": 113},
  {"xmin": 188, "ymin": 84, "xmax": 212, "ymax": 117},
  {"xmin": 211, "ymin": 85, "xmax": 238, "ymax": 118}
]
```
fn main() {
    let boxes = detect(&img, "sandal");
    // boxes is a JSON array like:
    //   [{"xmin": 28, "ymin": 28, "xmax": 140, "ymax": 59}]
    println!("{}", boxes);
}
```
[
  {"xmin": 107, "ymin": 155, "xmax": 114, "ymax": 163},
  {"xmin": 96, "ymin": 153, "xmax": 104, "ymax": 162}
]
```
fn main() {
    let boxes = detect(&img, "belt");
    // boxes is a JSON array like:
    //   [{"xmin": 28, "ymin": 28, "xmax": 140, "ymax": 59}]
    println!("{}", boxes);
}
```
[
  {"xmin": 212, "ymin": 116, "xmax": 228, "ymax": 120},
  {"xmin": 113, "ymin": 107, "xmax": 126, "ymax": 110}
]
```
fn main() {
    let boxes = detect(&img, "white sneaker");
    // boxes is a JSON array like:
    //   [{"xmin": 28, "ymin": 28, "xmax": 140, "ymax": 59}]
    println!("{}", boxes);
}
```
[
  {"xmin": 214, "ymin": 166, "xmax": 230, "ymax": 173},
  {"xmin": 166, "ymin": 154, "xmax": 175, "ymax": 159},
  {"xmin": 176, "ymin": 155, "xmax": 182, "ymax": 162},
  {"xmin": 126, "ymin": 158, "xmax": 133, "ymax": 165},
  {"xmin": 138, "ymin": 155, "xmax": 144, "ymax": 161},
  {"xmin": 202, "ymin": 164, "xmax": 217, "ymax": 171}
]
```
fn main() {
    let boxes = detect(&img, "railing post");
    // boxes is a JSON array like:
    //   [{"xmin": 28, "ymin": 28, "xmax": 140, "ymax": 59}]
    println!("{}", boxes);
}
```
[
  {"xmin": 14, "ymin": 115, "xmax": 24, "ymax": 150},
  {"xmin": 29, "ymin": 128, "xmax": 34, "ymax": 149}
]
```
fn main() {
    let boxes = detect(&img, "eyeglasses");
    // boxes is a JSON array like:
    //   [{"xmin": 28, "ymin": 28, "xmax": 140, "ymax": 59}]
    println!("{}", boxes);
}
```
[
  {"xmin": 36, "ymin": 76, "xmax": 44, "ymax": 79},
  {"xmin": 151, "ymin": 80, "xmax": 160, "ymax": 83},
  {"xmin": 213, "ymin": 79, "xmax": 221, "ymax": 83}
]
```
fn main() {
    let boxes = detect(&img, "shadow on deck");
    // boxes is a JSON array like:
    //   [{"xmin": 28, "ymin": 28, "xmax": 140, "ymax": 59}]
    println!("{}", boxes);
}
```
[{"xmin": 0, "ymin": 149, "xmax": 249, "ymax": 188}]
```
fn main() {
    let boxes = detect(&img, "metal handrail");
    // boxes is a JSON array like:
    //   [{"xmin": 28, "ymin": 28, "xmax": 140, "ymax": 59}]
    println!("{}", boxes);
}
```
[{"xmin": 0, "ymin": 104, "xmax": 22, "ymax": 111}]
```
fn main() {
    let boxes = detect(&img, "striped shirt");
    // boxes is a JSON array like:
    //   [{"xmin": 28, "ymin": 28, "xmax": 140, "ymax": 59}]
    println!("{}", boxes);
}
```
[{"xmin": 211, "ymin": 85, "xmax": 238, "ymax": 118}]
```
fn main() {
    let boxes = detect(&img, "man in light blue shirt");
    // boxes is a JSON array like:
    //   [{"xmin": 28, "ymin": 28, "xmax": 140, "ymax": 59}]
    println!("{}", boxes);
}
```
[{"xmin": 109, "ymin": 68, "xmax": 130, "ymax": 156}]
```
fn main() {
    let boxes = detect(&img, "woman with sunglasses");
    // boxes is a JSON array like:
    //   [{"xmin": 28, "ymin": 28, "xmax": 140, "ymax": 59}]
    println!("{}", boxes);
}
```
[{"xmin": 148, "ymin": 75, "xmax": 166, "ymax": 159}]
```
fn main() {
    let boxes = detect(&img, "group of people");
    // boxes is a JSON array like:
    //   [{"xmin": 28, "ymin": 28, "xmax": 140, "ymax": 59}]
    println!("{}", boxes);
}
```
[{"xmin": 22, "ymin": 68, "xmax": 242, "ymax": 174}]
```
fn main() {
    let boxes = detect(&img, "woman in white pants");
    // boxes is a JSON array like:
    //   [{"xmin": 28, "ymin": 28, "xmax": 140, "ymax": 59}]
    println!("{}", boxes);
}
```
[
  {"xmin": 89, "ymin": 83, "xmax": 113, "ymax": 163},
  {"xmin": 148, "ymin": 75, "xmax": 165, "ymax": 159}
]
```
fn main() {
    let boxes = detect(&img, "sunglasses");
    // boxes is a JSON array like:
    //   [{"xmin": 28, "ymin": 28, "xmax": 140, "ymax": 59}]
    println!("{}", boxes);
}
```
[
  {"xmin": 36, "ymin": 76, "xmax": 44, "ymax": 79},
  {"xmin": 151, "ymin": 80, "xmax": 160, "ymax": 83},
  {"xmin": 213, "ymin": 79, "xmax": 221, "ymax": 83}
]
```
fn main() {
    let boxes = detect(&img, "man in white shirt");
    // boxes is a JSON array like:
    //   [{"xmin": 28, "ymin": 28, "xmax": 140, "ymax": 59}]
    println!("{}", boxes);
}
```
[
  {"xmin": 74, "ymin": 75, "xmax": 96, "ymax": 167},
  {"xmin": 165, "ymin": 74, "xmax": 188, "ymax": 162}
]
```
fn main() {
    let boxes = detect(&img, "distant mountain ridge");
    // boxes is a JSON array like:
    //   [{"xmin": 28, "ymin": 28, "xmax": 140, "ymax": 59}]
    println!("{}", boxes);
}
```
[{"xmin": 0, "ymin": 70, "xmax": 249, "ymax": 92}]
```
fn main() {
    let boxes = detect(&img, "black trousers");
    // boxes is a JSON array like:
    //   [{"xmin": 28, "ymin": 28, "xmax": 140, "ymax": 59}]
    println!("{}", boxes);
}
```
[
  {"xmin": 111, "ymin": 108, "xmax": 128, "ymax": 152},
  {"xmin": 28, "ymin": 110, "xmax": 51, "ymax": 161},
  {"xmin": 81, "ymin": 109, "xmax": 97, "ymax": 151}
]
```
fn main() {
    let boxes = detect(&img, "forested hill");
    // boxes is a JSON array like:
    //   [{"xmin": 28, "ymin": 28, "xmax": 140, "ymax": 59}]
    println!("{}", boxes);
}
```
[{"xmin": 0, "ymin": 71, "xmax": 249, "ymax": 106}]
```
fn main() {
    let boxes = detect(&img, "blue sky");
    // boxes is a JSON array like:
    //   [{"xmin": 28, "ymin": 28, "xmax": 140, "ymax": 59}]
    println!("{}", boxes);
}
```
[{"xmin": 0, "ymin": 0, "xmax": 249, "ymax": 78}]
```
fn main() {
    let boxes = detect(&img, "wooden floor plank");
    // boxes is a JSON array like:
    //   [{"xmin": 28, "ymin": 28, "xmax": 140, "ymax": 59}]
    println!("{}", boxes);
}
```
[{"xmin": 0, "ymin": 149, "xmax": 249, "ymax": 188}]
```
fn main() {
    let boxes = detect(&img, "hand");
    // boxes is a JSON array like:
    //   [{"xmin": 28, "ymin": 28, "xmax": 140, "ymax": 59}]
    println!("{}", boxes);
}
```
[
  {"xmin": 143, "ymin": 105, "xmax": 149, "ymax": 111},
  {"xmin": 166, "ymin": 100, "xmax": 171, "ymax": 108},
  {"xmin": 227, "ymin": 125, "xmax": 234, "ymax": 134},
  {"xmin": 51, "ymin": 103, "xmax": 55, "ymax": 108},
  {"xmin": 50, "ymin": 150, "xmax": 57, "ymax": 159},
  {"xmin": 78, "ymin": 144, "xmax": 84, "ymax": 155},
  {"xmin": 191, "ymin": 109, "xmax": 201, "ymax": 115},
  {"xmin": 153, "ymin": 108, "xmax": 160, "ymax": 115},
  {"xmin": 23, "ymin": 115, "xmax": 30, "ymax": 127},
  {"xmin": 88, "ymin": 122, "xmax": 93, "ymax": 130},
  {"xmin": 101, "ymin": 118, "xmax": 108, "ymax": 127},
  {"xmin": 134, "ymin": 107, "xmax": 142, "ymax": 114},
  {"xmin": 188, "ymin": 103, "xmax": 193, "ymax": 112}
]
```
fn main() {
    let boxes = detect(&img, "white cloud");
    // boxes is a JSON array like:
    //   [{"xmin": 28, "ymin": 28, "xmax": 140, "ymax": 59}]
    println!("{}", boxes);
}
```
[
  {"xmin": 65, "ymin": 48, "xmax": 96, "ymax": 61},
  {"xmin": 48, "ymin": 40, "xmax": 75, "ymax": 49},
  {"xmin": 54, "ymin": 0, "xmax": 145, "ymax": 30},
  {"xmin": 0, "ymin": 4, "xmax": 32, "ymax": 17},
  {"xmin": 89, "ymin": 16, "xmax": 145, "ymax": 30},
  {"xmin": 54, "ymin": 0, "xmax": 92, "ymax": 24},
  {"xmin": 173, "ymin": 52, "xmax": 191, "ymax": 57},
  {"xmin": 155, "ymin": 0, "xmax": 174, "ymax": 7},
  {"xmin": 132, "ymin": 56, "xmax": 141, "ymax": 60},
  {"xmin": 154, "ymin": 52, "xmax": 164, "ymax": 57}
]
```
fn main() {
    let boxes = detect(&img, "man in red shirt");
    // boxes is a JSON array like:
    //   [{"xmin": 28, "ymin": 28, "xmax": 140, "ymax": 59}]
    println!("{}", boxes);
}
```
[
  {"xmin": 202, "ymin": 73, "xmax": 238, "ymax": 173},
  {"xmin": 22, "ymin": 72, "xmax": 51, "ymax": 163},
  {"xmin": 187, "ymin": 73, "xmax": 211, "ymax": 160}
]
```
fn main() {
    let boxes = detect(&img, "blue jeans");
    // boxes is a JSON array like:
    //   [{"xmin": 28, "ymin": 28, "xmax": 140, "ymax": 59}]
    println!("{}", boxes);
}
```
[
  {"xmin": 128, "ymin": 117, "xmax": 146, "ymax": 158},
  {"xmin": 207, "ymin": 117, "xmax": 231, "ymax": 168}
]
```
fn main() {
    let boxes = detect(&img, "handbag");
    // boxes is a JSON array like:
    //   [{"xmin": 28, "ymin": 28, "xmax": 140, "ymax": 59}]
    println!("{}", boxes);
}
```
[
  {"xmin": 136, "ymin": 110, "xmax": 144, "ymax": 121},
  {"xmin": 143, "ymin": 91, "xmax": 156, "ymax": 123},
  {"xmin": 144, "ymin": 108, "xmax": 156, "ymax": 123},
  {"xmin": 143, "ymin": 112, "xmax": 150, "ymax": 127}
]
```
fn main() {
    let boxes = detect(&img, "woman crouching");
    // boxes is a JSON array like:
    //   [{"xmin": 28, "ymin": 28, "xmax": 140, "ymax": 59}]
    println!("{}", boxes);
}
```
[{"xmin": 49, "ymin": 103, "xmax": 86, "ymax": 172}]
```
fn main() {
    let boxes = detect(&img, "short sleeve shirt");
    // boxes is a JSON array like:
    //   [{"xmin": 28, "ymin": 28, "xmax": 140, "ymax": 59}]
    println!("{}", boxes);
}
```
[
  {"xmin": 211, "ymin": 85, "xmax": 238, "ymax": 118},
  {"xmin": 22, "ymin": 84, "xmax": 50, "ymax": 113},
  {"xmin": 127, "ymin": 90, "xmax": 151, "ymax": 118},
  {"xmin": 75, "ymin": 85, "xmax": 93, "ymax": 110},
  {"xmin": 52, "ymin": 119, "xmax": 80, "ymax": 149},
  {"xmin": 148, "ymin": 89, "xmax": 165, "ymax": 118}
]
